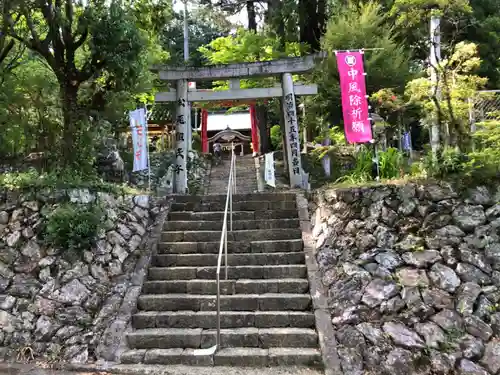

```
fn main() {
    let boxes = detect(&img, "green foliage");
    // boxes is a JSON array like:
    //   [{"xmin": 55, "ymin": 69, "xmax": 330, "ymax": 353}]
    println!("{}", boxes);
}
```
[
  {"xmin": 187, "ymin": 154, "xmax": 209, "ymax": 195},
  {"xmin": 390, "ymin": 0, "xmax": 472, "ymax": 29},
  {"xmin": 465, "ymin": 120, "xmax": 500, "ymax": 179},
  {"xmin": 0, "ymin": 169, "xmax": 138, "ymax": 195},
  {"xmin": 270, "ymin": 125, "xmax": 282, "ymax": 150},
  {"xmin": 405, "ymin": 42, "xmax": 487, "ymax": 149},
  {"xmin": 0, "ymin": 56, "xmax": 61, "ymax": 159},
  {"xmin": 192, "ymin": 132, "xmax": 202, "ymax": 153},
  {"xmin": 198, "ymin": 28, "xmax": 304, "ymax": 91},
  {"xmin": 379, "ymin": 148, "xmax": 404, "ymax": 179},
  {"xmin": 336, "ymin": 146, "xmax": 374, "ymax": 183},
  {"xmin": 1, "ymin": 0, "xmax": 165, "ymax": 172},
  {"xmin": 44, "ymin": 203, "xmax": 103, "ymax": 252},
  {"xmin": 313, "ymin": 126, "xmax": 346, "ymax": 148},
  {"xmin": 335, "ymin": 146, "xmax": 405, "ymax": 184},
  {"xmin": 421, "ymin": 147, "xmax": 468, "ymax": 178},
  {"xmin": 161, "ymin": 7, "xmax": 232, "ymax": 67}
]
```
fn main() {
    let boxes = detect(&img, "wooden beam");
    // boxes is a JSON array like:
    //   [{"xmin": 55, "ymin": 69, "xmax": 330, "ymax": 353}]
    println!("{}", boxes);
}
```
[
  {"xmin": 155, "ymin": 84, "xmax": 318, "ymax": 103},
  {"xmin": 156, "ymin": 53, "xmax": 323, "ymax": 81}
]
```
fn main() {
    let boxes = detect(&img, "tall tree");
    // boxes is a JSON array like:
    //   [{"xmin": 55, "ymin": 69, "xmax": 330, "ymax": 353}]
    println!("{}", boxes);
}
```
[
  {"xmin": 2, "ymin": 0, "xmax": 147, "ymax": 168},
  {"xmin": 306, "ymin": 1, "xmax": 412, "ymax": 135},
  {"xmin": 298, "ymin": 0, "xmax": 326, "ymax": 51},
  {"xmin": 161, "ymin": 5, "xmax": 233, "ymax": 67},
  {"xmin": 198, "ymin": 0, "xmax": 265, "ymax": 31}
]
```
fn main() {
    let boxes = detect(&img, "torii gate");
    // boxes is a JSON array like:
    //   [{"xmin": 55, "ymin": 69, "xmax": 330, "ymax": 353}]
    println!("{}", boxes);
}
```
[{"xmin": 154, "ymin": 54, "xmax": 320, "ymax": 193}]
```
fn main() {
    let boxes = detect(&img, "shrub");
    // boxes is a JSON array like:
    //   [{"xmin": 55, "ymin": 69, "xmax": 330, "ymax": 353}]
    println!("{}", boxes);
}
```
[
  {"xmin": 422, "ymin": 147, "xmax": 468, "ymax": 178},
  {"xmin": 270, "ymin": 125, "xmax": 282, "ymax": 150},
  {"xmin": 44, "ymin": 203, "xmax": 103, "ymax": 252},
  {"xmin": 379, "ymin": 147, "xmax": 404, "ymax": 179},
  {"xmin": 0, "ymin": 168, "xmax": 136, "ymax": 195},
  {"xmin": 336, "ymin": 146, "xmax": 373, "ymax": 183}
]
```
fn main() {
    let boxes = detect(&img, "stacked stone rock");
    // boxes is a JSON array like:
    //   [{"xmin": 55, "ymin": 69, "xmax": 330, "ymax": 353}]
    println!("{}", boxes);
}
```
[
  {"xmin": 0, "ymin": 189, "xmax": 157, "ymax": 364},
  {"xmin": 310, "ymin": 183, "xmax": 500, "ymax": 375}
]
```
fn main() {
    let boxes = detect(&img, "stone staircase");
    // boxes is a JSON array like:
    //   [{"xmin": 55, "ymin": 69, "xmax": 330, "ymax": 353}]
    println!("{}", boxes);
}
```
[
  {"xmin": 208, "ymin": 155, "xmax": 258, "ymax": 194},
  {"xmin": 120, "ymin": 193, "xmax": 322, "ymax": 368}
]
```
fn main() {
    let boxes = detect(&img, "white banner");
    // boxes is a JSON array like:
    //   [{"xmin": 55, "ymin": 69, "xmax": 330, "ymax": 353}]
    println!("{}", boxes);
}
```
[
  {"xmin": 322, "ymin": 138, "xmax": 331, "ymax": 177},
  {"xmin": 129, "ymin": 108, "xmax": 149, "ymax": 172},
  {"xmin": 264, "ymin": 152, "xmax": 276, "ymax": 187}
]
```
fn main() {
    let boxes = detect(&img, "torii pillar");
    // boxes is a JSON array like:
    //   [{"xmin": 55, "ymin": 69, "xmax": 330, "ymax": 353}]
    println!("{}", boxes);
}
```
[
  {"xmin": 174, "ymin": 80, "xmax": 189, "ymax": 194},
  {"xmin": 282, "ymin": 73, "xmax": 303, "ymax": 188}
]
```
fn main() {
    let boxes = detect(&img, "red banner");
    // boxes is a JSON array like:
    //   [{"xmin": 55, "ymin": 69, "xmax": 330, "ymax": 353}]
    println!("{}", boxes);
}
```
[{"xmin": 336, "ymin": 51, "xmax": 373, "ymax": 144}]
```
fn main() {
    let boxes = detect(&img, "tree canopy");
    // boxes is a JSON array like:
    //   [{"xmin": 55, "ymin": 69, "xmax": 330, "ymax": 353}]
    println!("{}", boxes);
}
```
[{"xmin": 0, "ymin": 0, "xmax": 499, "ymax": 184}]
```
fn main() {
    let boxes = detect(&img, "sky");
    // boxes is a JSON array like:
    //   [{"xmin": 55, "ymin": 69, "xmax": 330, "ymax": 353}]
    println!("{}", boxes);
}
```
[{"xmin": 172, "ymin": 0, "xmax": 249, "ymax": 29}]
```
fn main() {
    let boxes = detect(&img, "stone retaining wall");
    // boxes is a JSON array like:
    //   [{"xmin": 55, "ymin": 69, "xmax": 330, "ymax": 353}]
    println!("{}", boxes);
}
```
[
  {"xmin": 309, "ymin": 182, "xmax": 500, "ymax": 375},
  {"xmin": 0, "ymin": 189, "xmax": 169, "ymax": 364}
]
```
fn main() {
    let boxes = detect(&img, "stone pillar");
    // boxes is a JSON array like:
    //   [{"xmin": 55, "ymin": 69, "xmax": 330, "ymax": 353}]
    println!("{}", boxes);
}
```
[
  {"xmin": 174, "ymin": 79, "xmax": 188, "ymax": 193},
  {"xmin": 282, "ymin": 73, "xmax": 303, "ymax": 188}
]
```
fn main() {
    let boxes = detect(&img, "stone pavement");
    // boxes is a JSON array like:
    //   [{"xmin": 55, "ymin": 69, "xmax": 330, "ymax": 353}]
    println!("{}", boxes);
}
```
[
  {"xmin": 207, "ymin": 155, "xmax": 258, "ymax": 194},
  {"xmin": 0, "ymin": 363, "xmax": 322, "ymax": 375}
]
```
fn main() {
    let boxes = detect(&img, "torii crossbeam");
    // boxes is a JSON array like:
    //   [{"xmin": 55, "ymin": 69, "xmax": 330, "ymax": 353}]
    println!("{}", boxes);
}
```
[{"xmin": 154, "ymin": 55, "xmax": 320, "ymax": 193}]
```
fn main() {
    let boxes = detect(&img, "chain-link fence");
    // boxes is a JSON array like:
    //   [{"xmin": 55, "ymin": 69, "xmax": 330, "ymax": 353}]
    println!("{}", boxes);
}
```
[{"xmin": 469, "ymin": 90, "xmax": 500, "ymax": 130}]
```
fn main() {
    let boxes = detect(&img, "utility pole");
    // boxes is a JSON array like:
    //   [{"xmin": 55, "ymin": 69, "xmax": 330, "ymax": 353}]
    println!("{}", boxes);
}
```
[
  {"xmin": 183, "ymin": 0, "xmax": 192, "ymax": 153},
  {"xmin": 429, "ymin": 14, "xmax": 441, "ymax": 158},
  {"xmin": 183, "ymin": 0, "xmax": 189, "ymax": 61}
]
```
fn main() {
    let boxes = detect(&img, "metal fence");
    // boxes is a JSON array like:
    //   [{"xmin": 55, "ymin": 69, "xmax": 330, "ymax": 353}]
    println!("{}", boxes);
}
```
[{"xmin": 469, "ymin": 90, "xmax": 500, "ymax": 131}]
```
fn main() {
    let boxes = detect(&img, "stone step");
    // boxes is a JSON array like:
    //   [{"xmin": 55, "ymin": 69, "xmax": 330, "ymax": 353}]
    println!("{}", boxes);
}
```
[
  {"xmin": 161, "ymin": 228, "xmax": 302, "ymax": 242},
  {"xmin": 121, "ymin": 347, "xmax": 322, "ymax": 367},
  {"xmin": 148, "ymin": 265, "xmax": 307, "ymax": 280},
  {"xmin": 132, "ymin": 310, "xmax": 315, "ymax": 329},
  {"xmin": 171, "ymin": 201, "xmax": 296, "ymax": 212},
  {"xmin": 137, "ymin": 293, "xmax": 311, "ymax": 311},
  {"xmin": 127, "ymin": 327, "xmax": 318, "ymax": 349},
  {"xmin": 142, "ymin": 278, "xmax": 309, "ymax": 295},
  {"xmin": 152, "ymin": 252, "xmax": 305, "ymax": 267},
  {"xmin": 169, "ymin": 210, "xmax": 298, "ymax": 221},
  {"xmin": 164, "ymin": 219, "xmax": 300, "ymax": 231},
  {"xmin": 214, "ymin": 347, "xmax": 321, "ymax": 367},
  {"xmin": 158, "ymin": 239, "xmax": 303, "ymax": 254},
  {"xmin": 173, "ymin": 193, "xmax": 296, "ymax": 203}
]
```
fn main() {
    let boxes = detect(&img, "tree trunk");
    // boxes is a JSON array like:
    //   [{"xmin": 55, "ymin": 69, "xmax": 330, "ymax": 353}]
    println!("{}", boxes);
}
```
[
  {"xmin": 246, "ymin": 1, "xmax": 257, "ymax": 31},
  {"xmin": 256, "ymin": 104, "xmax": 270, "ymax": 153},
  {"xmin": 317, "ymin": 0, "xmax": 327, "ymax": 37},
  {"xmin": 59, "ymin": 81, "xmax": 81, "ymax": 166},
  {"xmin": 266, "ymin": 0, "xmax": 285, "ymax": 42},
  {"xmin": 298, "ymin": 0, "xmax": 321, "ymax": 51}
]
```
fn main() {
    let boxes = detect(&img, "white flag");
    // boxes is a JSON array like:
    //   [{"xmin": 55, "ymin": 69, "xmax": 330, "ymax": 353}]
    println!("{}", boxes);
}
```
[
  {"xmin": 264, "ymin": 152, "xmax": 276, "ymax": 187},
  {"xmin": 129, "ymin": 108, "xmax": 149, "ymax": 172}
]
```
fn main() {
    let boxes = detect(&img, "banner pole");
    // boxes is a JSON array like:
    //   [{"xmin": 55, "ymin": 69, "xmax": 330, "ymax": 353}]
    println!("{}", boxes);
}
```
[{"xmin": 144, "ymin": 106, "xmax": 152, "ymax": 192}]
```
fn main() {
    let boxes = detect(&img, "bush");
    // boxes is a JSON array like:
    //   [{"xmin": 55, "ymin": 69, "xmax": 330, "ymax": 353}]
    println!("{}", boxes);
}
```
[
  {"xmin": 334, "ymin": 146, "xmax": 405, "ymax": 184},
  {"xmin": 379, "ymin": 147, "xmax": 404, "ymax": 179},
  {"xmin": 422, "ymin": 147, "xmax": 468, "ymax": 178},
  {"xmin": 336, "ymin": 146, "xmax": 373, "ymax": 183},
  {"xmin": 44, "ymin": 203, "xmax": 103, "ymax": 252},
  {"xmin": 270, "ymin": 125, "xmax": 282, "ymax": 150},
  {"xmin": 0, "ymin": 168, "xmax": 137, "ymax": 195}
]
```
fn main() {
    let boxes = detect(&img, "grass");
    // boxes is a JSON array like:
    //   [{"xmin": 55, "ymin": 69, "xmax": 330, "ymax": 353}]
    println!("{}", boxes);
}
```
[
  {"xmin": 0, "ymin": 169, "xmax": 145, "ymax": 196},
  {"xmin": 322, "ymin": 175, "xmax": 429, "ymax": 190}
]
